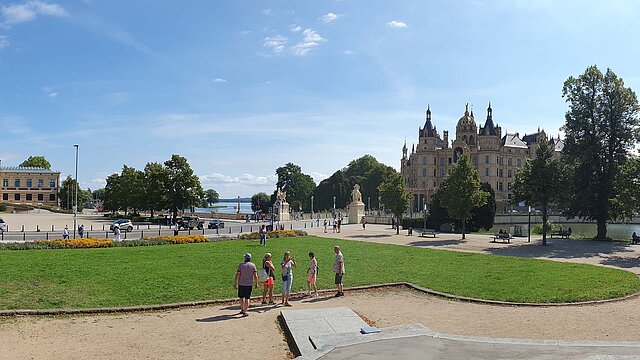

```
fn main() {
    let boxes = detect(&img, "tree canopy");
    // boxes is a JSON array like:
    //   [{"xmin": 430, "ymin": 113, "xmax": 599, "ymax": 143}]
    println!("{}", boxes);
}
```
[
  {"xmin": 272, "ymin": 163, "xmax": 316, "ymax": 211},
  {"xmin": 439, "ymin": 154, "xmax": 488, "ymax": 239},
  {"xmin": 20, "ymin": 156, "xmax": 51, "ymax": 170},
  {"xmin": 251, "ymin": 192, "xmax": 271, "ymax": 214},
  {"xmin": 561, "ymin": 66, "xmax": 640, "ymax": 240},
  {"xmin": 378, "ymin": 171, "xmax": 412, "ymax": 234},
  {"xmin": 204, "ymin": 189, "xmax": 220, "ymax": 207},
  {"xmin": 512, "ymin": 139, "xmax": 564, "ymax": 245}
]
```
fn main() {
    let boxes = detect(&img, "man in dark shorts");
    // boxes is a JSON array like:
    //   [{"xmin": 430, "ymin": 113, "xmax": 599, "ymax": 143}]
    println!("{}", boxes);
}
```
[
  {"xmin": 233, "ymin": 253, "xmax": 258, "ymax": 317},
  {"xmin": 333, "ymin": 245, "xmax": 345, "ymax": 297}
]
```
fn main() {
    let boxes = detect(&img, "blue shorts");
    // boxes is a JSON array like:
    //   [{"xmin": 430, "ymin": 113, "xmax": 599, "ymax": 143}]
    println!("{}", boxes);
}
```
[{"xmin": 282, "ymin": 275, "xmax": 293, "ymax": 295}]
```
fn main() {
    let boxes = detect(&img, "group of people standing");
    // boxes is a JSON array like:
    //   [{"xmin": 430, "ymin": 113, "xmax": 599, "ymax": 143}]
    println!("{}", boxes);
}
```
[
  {"xmin": 323, "ymin": 218, "xmax": 342, "ymax": 233},
  {"xmin": 233, "ymin": 246, "xmax": 345, "ymax": 317}
]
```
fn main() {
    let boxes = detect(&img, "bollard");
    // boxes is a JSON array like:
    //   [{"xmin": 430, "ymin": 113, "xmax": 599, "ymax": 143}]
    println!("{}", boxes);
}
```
[
  {"xmin": 46, "ymin": 232, "xmax": 48, "ymax": 240},
  {"xmin": 229, "ymin": 227, "xmax": 231, "ymax": 234},
  {"xmin": 240, "ymin": 226, "xmax": 243, "ymax": 233},
  {"xmin": 91, "ymin": 224, "xmax": 93, "ymax": 231},
  {"xmin": 124, "ymin": 231, "xmax": 127, "ymax": 239},
  {"xmin": 137, "ymin": 225, "xmax": 139, "ymax": 230},
  {"xmin": 86, "ymin": 232, "xmax": 90, "ymax": 238},
  {"xmin": 22, "ymin": 225, "xmax": 24, "ymax": 232},
  {"xmin": 106, "ymin": 231, "xmax": 109, "ymax": 238},
  {"xmin": 37, "ymin": 225, "xmax": 39, "ymax": 232},
  {"xmin": 202, "ymin": 227, "xmax": 205, "ymax": 235},
  {"xmin": 216, "ymin": 228, "xmax": 219, "ymax": 235},
  {"xmin": 52, "ymin": 225, "xmax": 54, "ymax": 231},
  {"xmin": 305, "ymin": 223, "xmax": 307, "ymax": 228},
  {"xmin": 290, "ymin": 223, "xmax": 293, "ymax": 230},
  {"xmin": 141, "ymin": 230, "xmax": 144, "ymax": 238},
  {"xmin": 159, "ymin": 229, "xmax": 161, "ymax": 236},
  {"xmin": 188, "ymin": 228, "xmax": 191, "ymax": 235},
  {"xmin": 147, "ymin": 224, "xmax": 150, "ymax": 229},
  {"xmin": 23, "ymin": 233, "xmax": 25, "ymax": 241},
  {"xmin": 102, "ymin": 224, "xmax": 105, "ymax": 231}
]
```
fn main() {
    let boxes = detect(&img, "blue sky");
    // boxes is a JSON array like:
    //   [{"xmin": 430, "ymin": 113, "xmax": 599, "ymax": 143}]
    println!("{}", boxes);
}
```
[{"xmin": 1, "ymin": 0, "xmax": 639, "ymax": 198}]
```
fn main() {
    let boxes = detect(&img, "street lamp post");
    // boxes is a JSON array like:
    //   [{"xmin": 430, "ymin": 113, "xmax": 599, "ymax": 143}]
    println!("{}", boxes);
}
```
[
  {"xmin": 367, "ymin": 197, "xmax": 370, "ymax": 214},
  {"xmin": 311, "ymin": 195, "xmax": 314, "ymax": 219},
  {"xmin": 333, "ymin": 196, "xmax": 336, "ymax": 211},
  {"xmin": 423, "ymin": 203, "xmax": 427, "ymax": 231},
  {"xmin": 73, "ymin": 144, "xmax": 79, "ymax": 239}
]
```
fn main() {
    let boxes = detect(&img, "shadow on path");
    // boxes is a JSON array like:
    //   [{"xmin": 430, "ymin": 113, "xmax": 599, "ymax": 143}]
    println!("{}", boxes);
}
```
[
  {"xmin": 484, "ymin": 239, "xmax": 636, "ymax": 260},
  {"xmin": 348, "ymin": 234, "xmax": 393, "ymax": 239},
  {"xmin": 601, "ymin": 256, "xmax": 640, "ymax": 269},
  {"xmin": 196, "ymin": 314, "xmax": 241, "ymax": 323},
  {"xmin": 408, "ymin": 239, "xmax": 466, "ymax": 247}
]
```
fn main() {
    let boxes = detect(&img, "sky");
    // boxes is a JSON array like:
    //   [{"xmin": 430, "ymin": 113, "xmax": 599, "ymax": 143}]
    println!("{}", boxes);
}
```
[{"xmin": 1, "ymin": 0, "xmax": 639, "ymax": 198}]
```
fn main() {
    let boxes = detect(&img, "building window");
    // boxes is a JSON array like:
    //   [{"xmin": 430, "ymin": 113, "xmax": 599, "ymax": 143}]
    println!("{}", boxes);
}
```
[
  {"xmin": 485, "ymin": 155, "xmax": 490, "ymax": 164},
  {"xmin": 517, "ymin": 159, "xmax": 522, "ymax": 167},
  {"xmin": 507, "ymin": 182, "xmax": 512, "ymax": 191},
  {"xmin": 2, "ymin": 179, "xmax": 7, "ymax": 187},
  {"xmin": 37, "ymin": 179, "xmax": 43, "ymax": 187},
  {"xmin": 26, "ymin": 194, "xmax": 32, "ymax": 201},
  {"xmin": 448, "ymin": 157, "xmax": 452, "ymax": 165},
  {"xmin": 49, "ymin": 194, "xmax": 56, "ymax": 201},
  {"xmin": 422, "ymin": 157, "xmax": 426, "ymax": 165},
  {"xmin": 433, "ymin": 169, "xmax": 436, "ymax": 177},
  {"xmin": 38, "ymin": 194, "xmax": 44, "ymax": 201},
  {"xmin": 422, "ymin": 169, "xmax": 427, "ymax": 177},
  {"xmin": 14, "ymin": 194, "xmax": 20, "ymax": 201},
  {"xmin": 2, "ymin": 194, "xmax": 7, "ymax": 200},
  {"xmin": 433, "ymin": 182, "xmax": 436, "ymax": 188},
  {"xmin": 508, "ymin": 169, "xmax": 512, "ymax": 178},
  {"xmin": 508, "ymin": 158, "xmax": 512, "ymax": 166},
  {"xmin": 50, "ymin": 180, "xmax": 55, "ymax": 188},
  {"xmin": 472, "ymin": 156, "xmax": 477, "ymax": 165},
  {"xmin": 433, "ymin": 157, "xmax": 437, "ymax": 165},
  {"xmin": 499, "ymin": 169, "xmax": 503, "ymax": 177},
  {"xmin": 496, "ymin": 169, "xmax": 499, "ymax": 177},
  {"xmin": 440, "ymin": 157, "xmax": 444, "ymax": 166},
  {"xmin": 485, "ymin": 168, "xmax": 489, "ymax": 176},
  {"xmin": 440, "ymin": 170, "xmax": 445, "ymax": 177},
  {"xmin": 14, "ymin": 179, "xmax": 20, "ymax": 187},
  {"xmin": 27, "ymin": 179, "xmax": 32, "ymax": 187},
  {"xmin": 498, "ymin": 182, "xmax": 503, "ymax": 191}
]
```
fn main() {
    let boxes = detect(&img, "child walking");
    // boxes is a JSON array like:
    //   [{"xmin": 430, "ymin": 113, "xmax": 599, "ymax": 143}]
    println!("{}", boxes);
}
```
[{"xmin": 307, "ymin": 252, "xmax": 318, "ymax": 298}]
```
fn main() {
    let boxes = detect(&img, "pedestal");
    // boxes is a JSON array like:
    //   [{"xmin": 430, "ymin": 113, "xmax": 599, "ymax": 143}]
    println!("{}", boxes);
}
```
[
  {"xmin": 348, "ymin": 201, "xmax": 365, "ymax": 224},
  {"xmin": 277, "ymin": 202, "xmax": 290, "ymax": 221}
]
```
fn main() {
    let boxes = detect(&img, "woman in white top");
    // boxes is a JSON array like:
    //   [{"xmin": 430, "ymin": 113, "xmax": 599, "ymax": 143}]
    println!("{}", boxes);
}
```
[{"xmin": 280, "ymin": 251, "xmax": 296, "ymax": 307}]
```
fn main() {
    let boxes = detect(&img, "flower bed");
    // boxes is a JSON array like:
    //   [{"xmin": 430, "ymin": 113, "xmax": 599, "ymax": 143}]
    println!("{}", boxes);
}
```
[
  {"xmin": 1, "ymin": 235, "xmax": 209, "ymax": 250},
  {"xmin": 238, "ymin": 229, "xmax": 307, "ymax": 240}
]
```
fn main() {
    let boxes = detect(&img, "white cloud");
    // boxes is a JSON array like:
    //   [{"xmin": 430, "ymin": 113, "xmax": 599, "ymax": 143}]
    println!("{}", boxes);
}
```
[
  {"xmin": 288, "ymin": 24, "xmax": 302, "ymax": 32},
  {"xmin": 1, "ymin": 1, "xmax": 68, "ymax": 26},
  {"xmin": 263, "ymin": 34, "xmax": 288, "ymax": 54},
  {"xmin": 212, "ymin": 78, "xmax": 226, "ymax": 83},
  {"xmin": 319, "ymin": 12, "xmax": 340, "ymax": 23},
  {"xmin": 200, "ymin": 173, "xmax": 277, "ymax": 187},
  {"xmin": 343, "ymin": 49, "xmax": 355, "ymax": 56},
  {"xmin": 0, "ymin": 35, "xmax": 9, "ymax": 49},
  {"xmin": 308, "ymin": 171, "xmax": 329, "ymax": 184},
  {"xmin": 240, "ymin": 30, "xmax": 252, "ymax": 35},
  {"xmin": 262, "ymin": 8, "xmax": 272, "ymax": 16},
  {"xmin": 387, "ymin": 20, "xmax": 408, "ymax": 29},
  {"xmin": 42, "ymin": 86, "xmax": 58, "ymax": 97},
  {"xmin": 291, "ymin": 28, "xmax": 326, "ymax": 56}
]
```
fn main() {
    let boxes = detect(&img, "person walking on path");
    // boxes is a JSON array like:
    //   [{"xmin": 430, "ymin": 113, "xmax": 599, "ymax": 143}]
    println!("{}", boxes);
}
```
[
  {"xmin": 333, "ymin": 245, "xmax": 345, "ymax": 297},
  {"xmin": 323, "ymin": 219, "xmax": 328, "ymax": 233},
  {"xmin": 114, "ymin": 225, "xmax": 121, "ymax": 242},
  {"xmin": 259, "ymin": 225, "xmax": 267, "ymax": 246},
  {"xmin": 337, "ymin": 219, "xmax": 341, "ymax": 233},
  {"xmin": 280, "ymin": 251, "xmax": 296, "ymax": 306},
  {"xmin": 361, "ymin": 217, "xmax": 366, "ymax": 230},
  {"xmin": 63, "ymin": 226, "xmax": 69, "ymax": 239},
  {"xmin": 234, "ymin": 253, "xmax": 258, "ymax": 317},
  {"xmin": 307, "ymin": 252, "xmax": 318, "ymax": 298},
  {"xmin": 78, "ymin": 224, "xmax": 84, "ymax": 238},
  {"xmin": 332, "ymin": 219, "xmax": 336, "ymax": 233},
  {"xmin": 260, "ymin": 253, "xmax": 276, "ymax": 305}
]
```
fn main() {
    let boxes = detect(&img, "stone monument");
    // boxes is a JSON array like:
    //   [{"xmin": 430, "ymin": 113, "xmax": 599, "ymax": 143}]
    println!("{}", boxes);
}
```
[
  {"xmin": 275, "ymin": 187, "xmax": 290, "ymax": 221},
  {"xmin": 348, "ymin": 184, "xmax": 365, "ymax": 224}
]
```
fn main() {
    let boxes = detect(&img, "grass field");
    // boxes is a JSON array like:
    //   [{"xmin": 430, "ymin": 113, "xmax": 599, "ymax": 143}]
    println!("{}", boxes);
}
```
[{"xmin": 0, "ymin": 236, "xmax": 638, "ymax": 310}]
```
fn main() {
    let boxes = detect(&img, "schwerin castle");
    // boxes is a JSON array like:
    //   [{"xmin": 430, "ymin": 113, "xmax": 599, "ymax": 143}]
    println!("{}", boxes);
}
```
[{"xmin": 401, "ymin": 103, "xmax": 562, "ymax": 212}]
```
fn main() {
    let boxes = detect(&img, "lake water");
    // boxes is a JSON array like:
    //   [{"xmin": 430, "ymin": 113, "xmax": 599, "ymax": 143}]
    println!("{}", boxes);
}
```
[
  {"xmin": 491, "ymin": 222, "xmax": 640, "ymax": 240},
  {"xmin": 191, "ymin": 202, "xmax": 253, "ymax": 214}
]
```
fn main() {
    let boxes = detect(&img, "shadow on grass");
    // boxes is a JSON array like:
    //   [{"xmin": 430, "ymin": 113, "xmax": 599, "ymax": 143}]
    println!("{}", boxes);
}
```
[
  {"xmin": 600, "ymin": 256, "xmax": 640, "ymax": 269},
  {"xmin": 408, "ymin": 239, "xmax": 466, "ymax": 247},
  {"xmin": 484, "ymin": 238, "xmax": 638, "ymax": 261}
]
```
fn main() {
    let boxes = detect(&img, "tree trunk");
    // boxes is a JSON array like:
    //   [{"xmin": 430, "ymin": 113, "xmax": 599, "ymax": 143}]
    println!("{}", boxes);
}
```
[
  {"xmin": 396, "ymin": 215, "xmax": 400, "ymax": 235},
  {"xmin": 596, "ymin": 216, "xmax": 607, "ymax": 241},
  {"xmin": 542, "ymin": 205, "xmax": 548, "ymax": 246},
  {"xmin": 461, "ymin": 219, "xmax": 466, "ymax": 239},
  {"xmin": 150, "ymin": 210, "xmax": 154, "ymax": 218}
]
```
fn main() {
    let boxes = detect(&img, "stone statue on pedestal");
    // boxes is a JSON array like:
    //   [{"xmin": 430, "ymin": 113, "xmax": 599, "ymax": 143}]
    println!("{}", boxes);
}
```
[{"xmin": 348, "ymin": 184, "xmax": 365, "ymax": 224}]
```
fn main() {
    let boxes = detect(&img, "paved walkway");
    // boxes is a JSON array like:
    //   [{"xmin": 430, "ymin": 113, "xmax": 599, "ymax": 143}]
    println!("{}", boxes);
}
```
[{"xmin": 306, "ymin": 224, "xmax": 640, "ymax": 274}]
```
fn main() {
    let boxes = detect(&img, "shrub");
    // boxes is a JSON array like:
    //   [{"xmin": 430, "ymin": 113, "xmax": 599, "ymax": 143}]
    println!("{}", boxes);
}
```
[
  {"xmin": 0, "ymin": 203, "xmax": 7, "ymax": 212},
  {"xmin": 531, "ymin": 221, "xmax": 563, "ymax": 235},
  {"xmin": 35, "ymin": 238, "xmax": 113, "ymax": 249},
  {"xmin": 142, "ymin": 235, "xmax": 208, "ymax": 244}
]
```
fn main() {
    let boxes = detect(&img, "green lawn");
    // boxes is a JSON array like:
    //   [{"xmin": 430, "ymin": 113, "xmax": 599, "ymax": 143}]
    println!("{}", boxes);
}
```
[{"xmin": 0, "ymin": 236, "xmax": 638, "ymax": 309}]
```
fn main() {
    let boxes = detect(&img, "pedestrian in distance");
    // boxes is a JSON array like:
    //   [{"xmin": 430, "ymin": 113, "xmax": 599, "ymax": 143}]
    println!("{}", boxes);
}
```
[
  {"xmin": 260, "ymin": 253, "xmax": 276, "ymax": 305},
  {"xmin": 234, "ymin": 253, "xmax": 259, "ymax": 317},
  {"xmin": 78, "ymin": 224, "xmax": 84, "ymax": 238},
  {"xmin": 323, "ymin": 219, "xmax": 328, "ymax": 233},
  {"xmin": 337, "ymin": 219, "xmax": 341, "ymax": 233},
  {"xmin": 333, "ymin": 245, "xmax": 345, "ymax": 297},
  {"xmin": 114, "ymin": 225, "xmax": 121, "ymax": 242},
  {"xmin": 632, "ymin": 231, "xmax": 639, "ymax": 245},
  {"xmin": 332, "ymin": 219, "xmax": 336, "ymax": 233},
  {"xmin": 63, "ymin": 226, "xmax": 69, "ymax": 239},
  {"xmin": 260, "ymin": 225, "xmax": 268, "ymax": 246},
  {"xmin": 280, "ymin": 251, "xmax": 296, "ymax": 307},
  {"xmin": 361, "ymin": 217, "xmax": 366, "ymax": 230},
  {"xmin": 307, "ymin": 252, "xmax": 318, "ymax": 298}
]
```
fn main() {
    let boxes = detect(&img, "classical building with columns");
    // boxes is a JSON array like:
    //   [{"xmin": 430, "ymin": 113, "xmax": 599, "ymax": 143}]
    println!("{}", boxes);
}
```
[{"xmin": 401, "ymin": 104, "xmax": 563, "ymax": 211}]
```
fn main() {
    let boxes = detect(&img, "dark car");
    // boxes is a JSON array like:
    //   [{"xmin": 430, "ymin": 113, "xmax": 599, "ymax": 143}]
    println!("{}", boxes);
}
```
[
  {"xmin": 208, "ymin": 219, "xmax": 225, "ymax": 229},
  {"xmin": 177, "ymin": 216, "xmax": 204, "ymax": 230}
]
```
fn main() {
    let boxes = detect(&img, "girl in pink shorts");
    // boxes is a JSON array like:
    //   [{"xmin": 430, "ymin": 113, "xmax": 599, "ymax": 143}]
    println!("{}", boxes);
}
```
[{"xmin": 307, "ymin": 252, "xmax": 318, "ymax": 298}]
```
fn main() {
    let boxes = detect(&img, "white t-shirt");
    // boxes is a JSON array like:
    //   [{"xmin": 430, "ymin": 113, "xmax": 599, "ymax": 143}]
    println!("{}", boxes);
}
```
[{"xmin": 333, "ymin": 252, "xmax": 344, "ymax": 274}]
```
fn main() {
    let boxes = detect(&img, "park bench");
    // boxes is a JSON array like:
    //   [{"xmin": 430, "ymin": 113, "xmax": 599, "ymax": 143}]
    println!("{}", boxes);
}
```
[
  {"xmin": 632, "ymin": 236, "xmax": 640, "ymax": 245},
  {"xmin": 492, "ymin": 233, "xmax": 513, "ymax": 243},
  {"xmin": 420, "ymin": 229, "xmax": 438, "ymax": 238},
  {"xmin": 550, "ymin": 230, "xmax": 571, "ymax": 239}
]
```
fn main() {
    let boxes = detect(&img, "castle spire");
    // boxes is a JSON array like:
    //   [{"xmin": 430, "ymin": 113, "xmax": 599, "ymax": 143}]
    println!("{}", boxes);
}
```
[{"xmin": 465, "ymin": 103, "xmax": 469, "ymax": 115}]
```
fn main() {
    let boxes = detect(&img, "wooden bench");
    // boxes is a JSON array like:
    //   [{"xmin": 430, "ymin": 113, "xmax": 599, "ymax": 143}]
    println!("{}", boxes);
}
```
[
  {"xmin": 492, "ymin": 233, "xmax": 513, "ymax": 243},
  {"xmin": 420, "ymin": 229, "xmax": 438, "ymax": 238},
  {"xmin": 550, "ymin": 230, "xmax": 571, "ymax": 239}
]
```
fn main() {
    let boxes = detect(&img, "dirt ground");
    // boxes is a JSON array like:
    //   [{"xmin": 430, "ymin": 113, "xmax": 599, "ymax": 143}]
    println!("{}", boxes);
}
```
[{"xmin": 1, "ymin": 288, "xmax": 639, "ymax": 360}]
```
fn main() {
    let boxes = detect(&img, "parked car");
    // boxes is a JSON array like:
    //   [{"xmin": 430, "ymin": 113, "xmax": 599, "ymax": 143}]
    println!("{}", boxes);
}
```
[
  {"xmin": 0, "ymin": 217, "xmax": 6, "ymax": 233},
  {"xmin": 110, "ymin": 219, "xmax": 134, "ymax": 232},
  {"xmin": 208, "ymin": 219, "xmax": 225, "ymax": 229},
  {"xmin": 178, "ymin": 216, "xmax": 204, "ymax": 230}
]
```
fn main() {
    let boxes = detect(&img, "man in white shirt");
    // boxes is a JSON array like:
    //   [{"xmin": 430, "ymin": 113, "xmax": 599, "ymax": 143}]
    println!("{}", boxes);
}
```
[{"xmin": 333, "ymin": 245, "xmax": 345, "ymax": 297}]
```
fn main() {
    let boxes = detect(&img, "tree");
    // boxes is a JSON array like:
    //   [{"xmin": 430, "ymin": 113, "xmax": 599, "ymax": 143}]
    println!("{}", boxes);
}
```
[
  {"xmin": 103, "ymin": 172, "xmax": 124, "ymax": 212},
  {"xmin": 512, "ymin": 139, "xmax": 564, "ymax": 245},
  {"xmin": 20, "ymin": 156, "xmax": 51, "ymax": 170},
  {"xmin": 59, "ymin": 176, "xmax": 90, "ymax": 211},
  {"xmin": 469, "ymin": 182, "xmax": 496, "ymax": 232},
  {"xmin": 164, "ymin": 155, "xmax": 204, "ymax": 221},
  {"xmin": 92, "ymin": 188, "xmax": 105, "ymax": 202},
  {"xmin": 613, "ymin": 156, "xmax": 640, "ymax": 220},
  {"xmin": 251, "ymin": 192, "xmax": 271, "ymax": 214},
  {"xmin": 378, "ymin": 171, "xmax": 412, "ymax": 235},
  {"xmin": 273, "ymin": 163, "xmax": 316, "ymax": 211},
  {"xmin": 103, "ymin": 166, "xmax": 144, "ymax": 214},
  {"xmin": 203, "ymin": 189, "xmax": 220, "ymax": 207},
  {"xmin": 439, "ymin": 154, "xmax": 488, "ymax": 239},
  {"xmin": 562, "ymin": 66, "xmax": 640, "ymax": 240},
  {"xmin": 142, "ymin": 162, "xmax": 169, "ymax": 218}
]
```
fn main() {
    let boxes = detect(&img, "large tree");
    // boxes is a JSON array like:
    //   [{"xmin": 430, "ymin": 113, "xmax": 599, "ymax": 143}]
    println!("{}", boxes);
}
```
[
  {"xmin": 164, "ymin": 154, "xmax": 204, "ymax": 221},
  {"xmin": 273, "ymin": 163, "xmax": 316, "ymax": 211},
  {"xmin": 562, "ymin": 66, "xmax": 640, "ymax": 240},
  {"xmin": 59, "ymin": 176, "xmax": 91, "ymax": 211},
  {"xmin": 251, "ymin": 192, "xmax": 271, "ymax": 214},
  {"xmin": 469, "ymin": 182, "xmax": 496, "ymax": 232},
  {"xmin": 512, "ymin": 139, "xmax": 564, "ymax": 245},
  {"xmin": 378, "ymin": 171, "xmax": 412, "ymax": 234},
  {"xmin": 439, "ymin": 154, "xmax": 488, "ymax": 239},
  {"xmin": 20, "ymin": 156, "xmax": 51, "ymax": 170},
  {"xmin": 203, "ymin": 189, "xmax": 220, "ymax": 207},
  {"xmin": 143, "ymin": 162, "xmax": 169, "ymax": 217}
]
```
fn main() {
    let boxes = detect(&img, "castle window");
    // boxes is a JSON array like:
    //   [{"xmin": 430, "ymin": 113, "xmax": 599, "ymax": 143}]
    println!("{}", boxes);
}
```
[
  {"xmin": 422, "ymin": 157, "xmax": 426, "ymax": 165},
  {"xmin": 433, "ymin": 182, "xmax": 436, "ymax": 187},
  {"xmin": 485, "ymin": 155, "xmax": 490, "ymax": 164},
  {"xmin": 38, "ymin": 194, "xmax": 43, "ymax": 201},
  {"xmin": 498, "ymin": 182, "xmax": 503, "ymax": 191},
  {"xmin": 485, "ymin": 168, "xmax": 489, "ymax": 176},
  {"xmin": 507, "ymin": 182, "xmax": 512, "ymax": 191},
  {"xmin": 2, "ymin": 194, "xmax": 7, "ymax": 200},
  {"xmin": 517, "ymin": 159, "xmax": 522, "ymax": 167},
  {"xmin": 433, "ymin": 157, "xmax": 437, "ymax": 165},
  {"xmin": 499, "ymin": 169, "xmax": 503, "ymax": 177},
  {"xmin": 433, "ymin": 169, "xmax": 436, "ymax": 177},
  {"xmin": 496, "ymin": 169, "xmax": 499, "ymax": 177},
  {"xmin": 508, "ymin": 158, "xmax": 512, "ymax": 166},
  {"xmin": 448, "ymin": 158, "xmax": 452, "ymax": 165},
  {"xmin": 37, "ymin": 179, "xmax": 43, "ymax": 187},
  {"xmin": 472, "ymin": 156, "xmax": 477, "ymax": 165},
  {"xmin": 496, "ymin": 156, "xmax": 499, "ymax": 164},
  {"xmin": 440, "ymin": 169, "xmax": 445, "ymax": 177},
  {"xmin": 26, "ymin": 194, "xmax": 32, "ymax": 201},
  {"xmin": 422, "ymin": 169, "xmax": 427, "ymax": 177},
  {"xmin": 14, "ymin": 194, "xmax": 20, "ymax": 201},
  {"xmin": 440, "ymin": 157, "xmax": 444, "ymax": 166},
  {"xmin": 508, "ymin": 169, "xmax": 512, "ymax": 178},
  {"xmin": 49, "ymin": 194, "xmax": 56, "ymax": 201}
]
